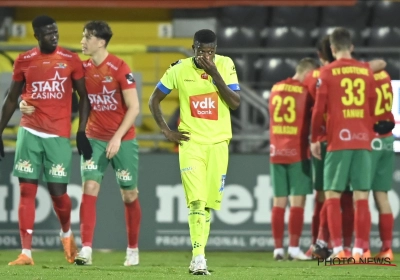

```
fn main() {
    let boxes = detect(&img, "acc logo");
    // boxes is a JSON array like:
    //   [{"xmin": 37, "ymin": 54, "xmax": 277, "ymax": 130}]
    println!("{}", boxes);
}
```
[
  {"xmin": 339, "ymin": 129, "xmax": 368, "ymax": 141},
  {"xmin": 270, "ymin": 144, "xmax": 276, "ymax": 157}
]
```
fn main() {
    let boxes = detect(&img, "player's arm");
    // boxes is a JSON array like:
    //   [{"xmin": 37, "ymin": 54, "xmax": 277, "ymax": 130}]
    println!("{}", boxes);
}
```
[
  {"xmin": 106, "ymin": 87, "xmax": 139, "ymax": 159},
  {"xmin": 73, "ymin": 78, "xmax": 91, "ymax": 132},
  {"xmin": 310, "ymin": 75, "xmax": 328, "ymax": 160},
  {"xmin": 367, "ymin": 59, "xmax": 386, "ymax": 73},
  {"xmin": 196, "ymin": 56, "xmax": 240, "ymax": 110}
]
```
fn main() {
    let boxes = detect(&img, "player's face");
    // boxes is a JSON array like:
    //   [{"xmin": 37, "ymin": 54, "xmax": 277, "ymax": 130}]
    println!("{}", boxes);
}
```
[
  {"xmin": 36, "ymin": 23, "xmax": 59, "ymax": 53},
  {"xmin": 193, "ymin": 42, "xmax": 216, "ymax": 63},
  {"xmin": 81, "ymin": 29, "xmax": 104, "ymax": 56}
]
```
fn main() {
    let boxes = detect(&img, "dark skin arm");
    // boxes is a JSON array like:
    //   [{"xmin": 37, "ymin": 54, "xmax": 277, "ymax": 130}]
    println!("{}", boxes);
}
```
[
  {"xmin": 196, "ymin": 56, "xmax": 240, "ymax": 110},
  {"xmin": 72, "ymin": 78, "xmax": 91, "ymax": 132},
  {"xmin": 148, "ymin": 88, "xmax": 190, "ymax": 145}
]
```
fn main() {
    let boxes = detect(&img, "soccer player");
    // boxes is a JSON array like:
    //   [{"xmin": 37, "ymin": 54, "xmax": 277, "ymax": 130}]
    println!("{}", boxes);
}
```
[
  {"xmin": 73, "ymin": 21, "xmax": 141, "ymax": 266},
  {"xmin": 0, "ymin": 15, "xmax": 92, "ymax": 265},
  {"xmin": 364, "ymin": 69, "xmax": 395, "ymax": 260},
  {"xmin": 305, "ymin": 36, "xmax": 387, "ymax": 259},
  {"xmin": 269, "ymin": 58, "xmax": 318, "ymax": 261},
  {"xmin": 311, "ymin": 27, "xmax": 375, "ymax": 259},
  {"xmin": 148, "ymin": 29, "xmax": 240, "ymax": 275}
]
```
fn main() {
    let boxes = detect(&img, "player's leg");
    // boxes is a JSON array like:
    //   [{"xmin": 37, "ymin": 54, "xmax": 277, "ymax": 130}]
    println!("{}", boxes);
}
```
[
  {"xmin": 372, "ymin": 135, "xmax": 395, "ymax": 260},
  {"xmin": 308, "ymin": 141, "xmax": 327, "ymax": 257},
  {"xmin": 180, "ymin": 141, "xmax": 208, "ymax": 275},
  {"xmin": 42, "ymin": 136, "xmax": 76, "ymax": 263},
  {"xmin": 288, "ymin": 160, "xmax": 313, "ymax": 260},
  {"xmin": 9, "ymin": 128, "xmax": 42, "ymax": 265},
  {"xmin": 349, "ymin": 149, "xmax": 372, "ymax": 260},
  {"xmin": 322, "ymin": 150, "xmax": 351, "ymax": 258},
  {"xmin": 112, "ymin": 139, "xmax": 141, "ymax": 266},
  {"xmin": 75, "ymin": 139, "xmax": 109, "ymax": 265},
  {"xmin": 270, "ymin": 163, "xmax": 289, "ymax": 260},
  {"xmin": 341, "ymin": 189, "xmax": 353, "ymax": 257}
]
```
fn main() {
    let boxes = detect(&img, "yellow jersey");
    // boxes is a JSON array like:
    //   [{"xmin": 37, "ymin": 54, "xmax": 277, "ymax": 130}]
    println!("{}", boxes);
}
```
[{"xmin": 157, "ymin": 55, "xmax": 240, "ymax": 144}]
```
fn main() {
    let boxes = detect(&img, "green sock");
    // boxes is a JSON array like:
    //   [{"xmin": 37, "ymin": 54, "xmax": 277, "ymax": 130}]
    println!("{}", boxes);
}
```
[
  {"xmin": 188, "ymin": 200, "xmax": 206, "ymax": 257},
  {"xmin": 203, "ymin": 208, "xmax": 211, "ymax": 252}
]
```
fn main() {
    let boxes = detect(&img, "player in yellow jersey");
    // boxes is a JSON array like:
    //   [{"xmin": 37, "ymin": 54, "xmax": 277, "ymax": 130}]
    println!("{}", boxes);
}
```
[{"xmin": 149, "ymin": 29, "xmax": 240, "ymax": 275}]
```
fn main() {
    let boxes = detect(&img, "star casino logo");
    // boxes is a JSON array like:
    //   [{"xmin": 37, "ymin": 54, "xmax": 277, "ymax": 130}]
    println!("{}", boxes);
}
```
[
  {"xmin": 31, "ymin": 71, "xmax": 67, "ymax": 100},
  {"xmin": 88, "ymin": 85, "xmax": 118, "ymax": 111}
]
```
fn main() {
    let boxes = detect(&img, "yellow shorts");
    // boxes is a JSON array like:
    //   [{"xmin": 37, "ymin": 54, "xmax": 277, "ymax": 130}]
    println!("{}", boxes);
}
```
[{"xmin": 179, "ymin": 140, "xmax": 229, "ymax": 210}]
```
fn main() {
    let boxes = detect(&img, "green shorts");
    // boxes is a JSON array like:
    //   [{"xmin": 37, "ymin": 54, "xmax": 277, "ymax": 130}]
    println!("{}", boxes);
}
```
[
  {"xmin": 81, "ymin": 138, "xmax": 139, "ymax": 189},
  {"xmin": 324, "ymin": 150, "xmax": 371, "ymax": 192},
  {"xmin": 312, "ymin": 141, "xmax": 327, "ymax": 191},
  {"xmin": 13, "ymin": 127, "xmax": 72, "ymax": 183},
  {"xmin": 370, "ymin": 135, "xmax": 394, "ymax": 192},
  {"xmin": 179, "ymin": 140, "xmax": 229, "ymax": 210},
  {"xmin": 270, "ymin": 160, "xmax": 312, "ymax": 197}
]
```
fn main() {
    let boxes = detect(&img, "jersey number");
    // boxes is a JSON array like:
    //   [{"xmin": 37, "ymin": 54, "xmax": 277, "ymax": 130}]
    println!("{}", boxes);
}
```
[
  {"xmin": 340, "ymin": 78, "xmax": 366, "ymax": 106},
  {"xmin": 272, "ymin": 96, "xmax": 296, "ymax": 123},
  {"xmin": 375, "ymin": 83, "xmax": 393, "ymax": 116}
]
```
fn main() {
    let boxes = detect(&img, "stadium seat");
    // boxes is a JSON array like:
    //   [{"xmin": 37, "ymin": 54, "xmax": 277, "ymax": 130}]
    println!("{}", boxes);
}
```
[
  {"xmin": 217, "ymin": 26, "xmax": 261, "ymax": 48},
  {"xmin": 263, "ymin": 27, "xmax": 312, "ymax": 48},
  {"xmin": 317, "ymin": 27, "xmax": 366, "ymax": 47},
  {"xmin": 371, "ymin": 1, "xmax": 400, "ymax": 26},
  {"xmin": 320, "ymin": 2, "xmax": 371, "ymax": 28},
  {"xmin": 218, "ymin": 6, "xmax": 268, "ymax": 28},
  {"xmin": 228, "ymin": 55, "xmax": 258, "ymax": 83},
  {"xmin": 270, "ymin": 7, "xmax": 318, "ymax": 27},
  {"xmin": 368, "ymin": 27, "xmax": 400, "ymax": 47},
  {"xmin": 257, "ymin": 57, "xmax": 299, "ymax": 86}
]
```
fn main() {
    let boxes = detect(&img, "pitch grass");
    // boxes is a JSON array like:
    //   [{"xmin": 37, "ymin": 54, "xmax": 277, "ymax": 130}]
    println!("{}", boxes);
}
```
[{"xmin": 0, "ymin": 251, "xmax": 399, "ymax": 279}]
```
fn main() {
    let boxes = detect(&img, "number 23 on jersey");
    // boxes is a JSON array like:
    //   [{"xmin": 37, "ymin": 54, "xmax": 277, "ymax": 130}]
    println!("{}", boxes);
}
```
[{"xmin": 271, "ymin": 95, "xmax": 298, "ymax": 135}]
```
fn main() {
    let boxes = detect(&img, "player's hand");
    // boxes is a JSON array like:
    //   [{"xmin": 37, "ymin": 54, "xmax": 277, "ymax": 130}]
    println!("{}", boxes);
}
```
[
  {"xmin": 373, "ymin": 120, "xmax": 395, "ymax": 135},
  {"xmin": 311, "ymin": 142, "xmax": 321, "ymax": 160},
  {"xmin": 0, "ymin": 136, "xmax": 4, "ymax": 161},
  {"xmin": 163, "ymin": 129, "xmax": 190, "ymax": 145},
  {"xmin": 196, "ymin": 56, "xmax": 218, "ymax": 76},
  {"xmin": 106, "ymin": 136, "xmax": 121, "ymax": 159},
  {"xmin": 76, "ymin": 131, "xmax": 93, "ymax": 160},
  {"xmin": 19, "ymin": 100, "xmax": 35, "ymax": 115}
]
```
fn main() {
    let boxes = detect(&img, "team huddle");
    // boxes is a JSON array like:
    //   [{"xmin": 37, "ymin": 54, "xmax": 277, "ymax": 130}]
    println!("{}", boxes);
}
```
[
  {"xmin": 269, "ymin": 27, "xmax": 395, "ymax": 261},
  {"xmin": 0, "ymin": 15, "xmax": 240, "ymax": 276}
]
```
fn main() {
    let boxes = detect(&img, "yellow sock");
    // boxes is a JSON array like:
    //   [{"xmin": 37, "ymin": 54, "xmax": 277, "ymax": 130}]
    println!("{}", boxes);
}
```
[
  {"xmin": 188, "ymin": 200, "xmax": 206, "ymax": 257},
  {"xmin": 203, "ymin": 208, "xmax": 211, "ymax": 251}
]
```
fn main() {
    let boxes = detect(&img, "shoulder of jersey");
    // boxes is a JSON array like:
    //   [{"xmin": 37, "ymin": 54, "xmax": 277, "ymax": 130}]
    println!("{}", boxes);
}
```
[
  {"xmin": 18, "ymin": 47, "xmax": 40, "ymax": 61},
  {"xmin": 169, "ymin": 58, "xmax": 185, "ymax": 68}
]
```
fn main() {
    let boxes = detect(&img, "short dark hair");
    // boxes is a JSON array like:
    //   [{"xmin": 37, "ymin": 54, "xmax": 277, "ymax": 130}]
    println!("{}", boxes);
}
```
[
  {"xmin": 296, "ymin": 57, "xmax": 319, "ymax": 73},
  {"xmin": 84, "ymin": 20, "xmax": 113, "ymax": 46},
  {"xmin": 317, "ymin": 35, "xmax": 335, "ymax": 63},
  {"xmin": 32, "ymin": 15, "xmax": 56, "ymax": 30},
  {"xmin": 193, "ymin": 29, "xmax": 217, "ymax": 44},
  {"xmin": 330, "ymin": 27, "xmax": 352, "ymax": 52}
]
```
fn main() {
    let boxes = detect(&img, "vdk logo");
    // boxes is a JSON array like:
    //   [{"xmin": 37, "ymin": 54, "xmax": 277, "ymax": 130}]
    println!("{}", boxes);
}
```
[{"xmin": 189, "ymin": 92, "xmax": 218, "ymax": 120}]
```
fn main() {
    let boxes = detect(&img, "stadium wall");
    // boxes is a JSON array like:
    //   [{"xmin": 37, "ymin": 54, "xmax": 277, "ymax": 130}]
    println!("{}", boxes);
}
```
[{"xmin": 0, "ymin": 152, "xmax": 399, "ymax": 252}]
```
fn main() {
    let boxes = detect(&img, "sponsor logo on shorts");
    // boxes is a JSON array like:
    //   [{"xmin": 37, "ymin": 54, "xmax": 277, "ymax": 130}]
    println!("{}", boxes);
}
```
[
  {"xmin": 116, "ymin": 169, "xmax": 132, "ymax": 181},
  {"xmin": 49, "ymin": 164, "xmax": 67, "ymax": 177},
  {"xmin": 82, "ymin": 159, "xmax": 98, "ymax": 170},
  {"xmin": 219, "ymin": 175, "xmax": 226, "ymax": 193},
  {"xmin": 270, "ymin": 144, "xmax": 297, "ymax": 157},
  {"xmin": 15, "ymin": 160, "xmax": 34, "ymax": 173},
  {"xmin": 339, "ymin": 129, "xmax": 369, "ymax": 142},
  {"xmin": 189, "ymin": 93, "xmax": 218, "ymax": 120},
  {"xmin": 371, "ymin": 138, "xmax": 393, "ymax": 151}
]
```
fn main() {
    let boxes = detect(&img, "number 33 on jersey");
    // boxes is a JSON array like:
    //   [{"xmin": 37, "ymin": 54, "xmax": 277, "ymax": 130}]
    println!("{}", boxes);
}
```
[{"xmin": 269, "ymin": 78, "xmax": 312, "ymax": 164}]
